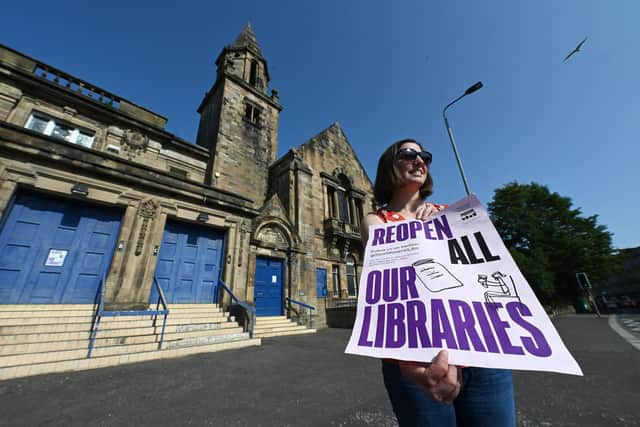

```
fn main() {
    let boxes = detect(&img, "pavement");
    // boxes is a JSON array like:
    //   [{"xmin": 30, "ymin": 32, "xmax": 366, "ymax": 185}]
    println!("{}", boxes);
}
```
[
  {"xmin": 514, "ymin": 314, "xmax": 640, "ymax": 426},
  {"xmin": 1, "ymin": 314, "xmax": 639, "ymax": 426},
  {"xmin": 610, "ymin": 314, "xmax": 640, "ymax": 351}
]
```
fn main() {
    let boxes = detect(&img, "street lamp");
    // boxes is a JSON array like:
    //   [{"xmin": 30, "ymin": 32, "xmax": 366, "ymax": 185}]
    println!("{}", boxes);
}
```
[{"xmin": 442, "ymin": 81, "xmax": 483, "ymax": 196}]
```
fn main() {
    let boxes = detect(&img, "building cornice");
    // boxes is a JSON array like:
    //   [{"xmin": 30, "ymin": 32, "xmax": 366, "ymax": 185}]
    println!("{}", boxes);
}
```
[{"xmin": 0, "ymin": 122, "xmax": 260, "ymax": 216}]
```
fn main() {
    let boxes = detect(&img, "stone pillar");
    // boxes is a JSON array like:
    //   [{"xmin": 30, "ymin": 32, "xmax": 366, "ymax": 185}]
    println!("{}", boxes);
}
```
[
  {"xmin": 104, "ymin": 204, "xmax": 137, "ymax": 304},
  {"xmin": 109, "ymin": 198, "xmax": 162, "ymax": 309},
  {"xmin": 349, "ymin": 196, "xmax": 357, "ymax": 225},
  {"xmin": 288, "ymin": 252, "xmax": 297, "ymax": 295},
  {"xmin": 0, "ymin": 179, "xmax": 17, "ymax": 221},
  {"xmin": 0, "ymin": 83, "xmax": 22, "ymax": 121}
]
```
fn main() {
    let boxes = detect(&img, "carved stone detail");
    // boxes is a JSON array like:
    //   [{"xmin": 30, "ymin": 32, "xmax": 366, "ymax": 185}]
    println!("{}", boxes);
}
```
[
  {"xmin": 238, "ymin": 219, "xmax": 251, "ymax": 267},
  {"xmin": 332, "ymin": 167, "xmax": 353, "ymax": 185},
  {"xmin": 342, "ymin": 240, "xmax": 351, "ymax": 260},
  {"xmin": 122, "ymin": 129, "xmax": 149, "ymax": 159},
  {"xmin": 135, "ymin": 199, "xmax": 158, "ymax": 255},
  {"xmin": 123, "ymin": 129, "xmax": 148, "ymax": 149},
  {"xmin": 258, "ymin": 226, "xmax": 286, "ymax": 245},
  {"xmin": 327, "ymin": 234, "xmax": 339, "ymax": 258},
  {"xmin": 139, "ymin": 199, "xmax": 158, "ymax": 219}
]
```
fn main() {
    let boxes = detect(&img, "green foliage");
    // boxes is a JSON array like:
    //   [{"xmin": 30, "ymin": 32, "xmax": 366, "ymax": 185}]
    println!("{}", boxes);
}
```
[
  {"xmin": 606, "ymin": 248, "xmax": 640, "ymax": 293},
  {"xmin": 488, "ymin": 182, "xmax": 619, "ymax": 306}
]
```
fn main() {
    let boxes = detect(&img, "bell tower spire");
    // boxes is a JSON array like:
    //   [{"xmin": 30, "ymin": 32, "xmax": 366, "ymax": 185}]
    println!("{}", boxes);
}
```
[
  {"xmin": 218, "ymin": 23, "xmax": 271, "ymax": 95},
  {"xmin": 195, "ymin": 24, "xmax": 282, "ymax": 208}
]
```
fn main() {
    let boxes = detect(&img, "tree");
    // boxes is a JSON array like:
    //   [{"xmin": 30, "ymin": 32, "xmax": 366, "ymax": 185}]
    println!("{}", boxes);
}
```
[{"xmin": 488, "ymin": 182, "xmax": 619, "ymax": 306}]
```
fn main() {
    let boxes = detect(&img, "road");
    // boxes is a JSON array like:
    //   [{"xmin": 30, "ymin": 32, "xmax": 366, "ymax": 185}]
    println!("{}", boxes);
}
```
[
  {"xmin": 0, "ymin": 314, "xmax": 638, "ymax": 426},
  {"xmin": 514, "ymin": 314, "xmax": 640, "ymax": 426}
]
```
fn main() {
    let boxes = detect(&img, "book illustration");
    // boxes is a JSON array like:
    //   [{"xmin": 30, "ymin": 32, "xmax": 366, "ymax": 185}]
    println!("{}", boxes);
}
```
[{"xmin": 412, "ymin": 258, "xmax": 464, "ymax": 293}]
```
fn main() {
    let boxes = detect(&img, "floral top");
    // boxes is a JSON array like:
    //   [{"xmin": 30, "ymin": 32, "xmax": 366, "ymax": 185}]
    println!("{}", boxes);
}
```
[{"xmin": 375, "ymin": 203, "xmax": 448, "ymax": 222}]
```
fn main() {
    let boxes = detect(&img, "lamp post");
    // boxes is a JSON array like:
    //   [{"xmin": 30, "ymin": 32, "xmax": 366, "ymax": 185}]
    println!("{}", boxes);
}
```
[{"xmin": 442, "ymin": 81, "xmax": 483, "ymax": 196}]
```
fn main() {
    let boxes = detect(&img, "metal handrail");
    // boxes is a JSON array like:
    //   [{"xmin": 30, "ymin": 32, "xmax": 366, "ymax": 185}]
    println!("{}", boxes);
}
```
[
  {"xmin": 325, "ymin": 289, "xmax": 358, "ymax": 309},
  {"xmin": 286, "ymin": 297, "xmax": 316, "ymax": 329},
  {"xmin": 218, "ymin": 279, "xmax": 256, "ymax": 338},
  {"xmin": 87, "ymin": 275, "xmax": 106, "ymax": 357},
  {"xmin": 87, "ymin": 276, "xmax": 169, "ymax": 358},
  {"xmin": 150, "ymin": 277, "xmax": 169, "ymax": 349}
]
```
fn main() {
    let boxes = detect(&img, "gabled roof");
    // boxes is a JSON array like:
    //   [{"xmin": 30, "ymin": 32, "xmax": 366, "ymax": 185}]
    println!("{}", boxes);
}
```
[
  {"xmin": 299, "ymin": 122, "xmax": 374, "ymax": 189},
  {"xmin": 230, "ymin": 23, "xmax": 263, "ymax": 58}
]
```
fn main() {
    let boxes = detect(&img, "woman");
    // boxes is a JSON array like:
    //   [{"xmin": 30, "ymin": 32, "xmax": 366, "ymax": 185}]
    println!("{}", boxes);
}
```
[{"xmin": 361, "ymin": 139, "xmax": 516, "ymax": 426}]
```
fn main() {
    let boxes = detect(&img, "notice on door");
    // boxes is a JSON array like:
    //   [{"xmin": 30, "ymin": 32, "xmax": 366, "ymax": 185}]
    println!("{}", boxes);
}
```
[
  {"xmin": 272, "ymin": 275, "xmax": 277, "ymax": 283},
  {"xmin": 45, "ymin": 249, "xmax": 68, "ymax": 267}
]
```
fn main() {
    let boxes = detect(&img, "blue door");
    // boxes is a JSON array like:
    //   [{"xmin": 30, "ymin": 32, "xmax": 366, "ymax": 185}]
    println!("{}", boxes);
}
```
[
  {"xmin": 0, "ymin": 191, "xmax": 122, "ymax": 304},
  {"xmin": 254, "ymin": 257, "xmax": 283, "ymax": 316},
  {"xmin": 151, "ymin": 219, "xmax": 225, "ymax": 304},
  {"xmin": 316, "ymin": 268, "xmax": 327, "ymax": 298}
]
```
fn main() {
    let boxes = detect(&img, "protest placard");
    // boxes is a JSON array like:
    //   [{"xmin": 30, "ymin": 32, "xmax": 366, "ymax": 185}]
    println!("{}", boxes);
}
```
[{"xmin": 345, "ymin": 195, "xmax": 583, "ymax": 376}]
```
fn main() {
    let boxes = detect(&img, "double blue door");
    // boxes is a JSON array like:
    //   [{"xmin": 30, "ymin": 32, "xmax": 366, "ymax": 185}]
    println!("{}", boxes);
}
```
[
  {"xmin": 0, "ymin": 191, "xmax": 122, "ymax": 304},
  {"xmin": 254, "ymin": 257, "xmax": 283, "ymax": 316},
  {"xmin": 151, "ymin": 219, "xmax": 225, "ymax": 304}
]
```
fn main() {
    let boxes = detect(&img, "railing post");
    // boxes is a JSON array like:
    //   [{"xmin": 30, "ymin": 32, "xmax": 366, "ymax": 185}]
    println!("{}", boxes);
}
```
[
  {"xmin": 250, "ymin": 310, "xmax": 255, "ymax": 338},
  {"xmin": 285, "ymin": 297, "xmax": 315, "ymax": 329},
  {"xmin": 158, "ymin": 313, "xmax": 168, "ymax": 350},
  {"xmin": 218, "ymin": 279, "xmax": 256, "ymax": 338},
  {"xmin": 87, "ymin": 275, "xmax": 106, "ymax": 358},
  {"xmin": 152, "ymin": 276, "xmax": 169, "ymax": 350}
]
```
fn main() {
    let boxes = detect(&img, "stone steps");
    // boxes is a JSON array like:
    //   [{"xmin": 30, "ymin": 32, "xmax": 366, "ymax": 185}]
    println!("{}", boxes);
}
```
[
  {"xmin": 0, "ymin": 304, "xmax": 260, "ymax": 380},
  {"xmin": 0, "ymin": 323, "xmax": 243, "ymax": 355},
  {"xmin": 0, "ymin": 311, "xmax": 233, "ymax": 330},
  {"xmin": 253, "ymin": 316, "xmax": 316, "ymax": 338},
  {"xmin": 0, "ymin": 330, "xmax": 252, "ymax": 367},
  {"xmin": 0, "ymin": 338, "xmax": 261, "ymax": 381},
  {"xmin": 256, "ymin": 329, "xmax": 318, "ymax": 338}
]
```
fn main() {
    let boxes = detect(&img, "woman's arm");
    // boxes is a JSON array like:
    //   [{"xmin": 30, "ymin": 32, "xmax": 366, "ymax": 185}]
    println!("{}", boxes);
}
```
[
  {"xmin": 364, "ymin": 207, "xmax": 461, "ymax": 403},
  {"xmin": 361, "ymin": 213, "xmax": 384, "ymax": 244}
]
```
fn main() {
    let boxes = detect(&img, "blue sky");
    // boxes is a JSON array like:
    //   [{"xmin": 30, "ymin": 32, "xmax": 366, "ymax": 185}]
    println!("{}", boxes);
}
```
[{"xmin": 3, "ymin": 0, "xmax": 638, "ymax": 249}]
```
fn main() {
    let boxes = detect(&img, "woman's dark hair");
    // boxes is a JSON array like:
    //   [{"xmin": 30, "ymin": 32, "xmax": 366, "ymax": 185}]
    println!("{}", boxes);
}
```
[{"xmin": 373, "ymin": 138, "xmax": 434, "ymax": 206}]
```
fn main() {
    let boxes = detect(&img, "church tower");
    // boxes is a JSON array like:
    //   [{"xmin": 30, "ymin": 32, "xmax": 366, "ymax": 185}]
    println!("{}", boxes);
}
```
[{"xmin": 196, "ymin": 24, "xmax": 282, "ymax": 207}]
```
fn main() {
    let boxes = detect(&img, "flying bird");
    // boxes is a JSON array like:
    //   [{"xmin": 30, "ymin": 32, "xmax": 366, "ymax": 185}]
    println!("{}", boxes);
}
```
[{"xmin": 564, "ymin": 37, "xmax": 588, "ymax": 62}]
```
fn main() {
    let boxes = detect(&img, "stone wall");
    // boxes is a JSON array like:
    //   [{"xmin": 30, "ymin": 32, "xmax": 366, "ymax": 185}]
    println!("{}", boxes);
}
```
[
  {"xmin": 0, "ymin": 34, "xmax": 376, "ymax": 329},
  {"xmin": 206, "ymin": 77, "xmax": 279, "ymax": 208},
  {"xmin": 0, "ymin": 63, "xmax": 208, "ymax": 186},
  {"xmin": 266, "ymin": 123, "xmax": 375, "ymax": 327}
]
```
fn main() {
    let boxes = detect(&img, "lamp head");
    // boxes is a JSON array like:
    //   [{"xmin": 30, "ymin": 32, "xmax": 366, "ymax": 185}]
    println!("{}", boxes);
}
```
[{"xmin": 464, "ymin": 81, "xmax": 483, "ymax": 96}]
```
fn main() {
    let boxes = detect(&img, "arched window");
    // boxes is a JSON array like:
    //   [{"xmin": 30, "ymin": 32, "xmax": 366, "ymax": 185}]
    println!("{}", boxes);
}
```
[
  {"xmin": 338, "ymin": 175, "xmax": 351, "ymax": 223},
  {"xmin": 337, "ymin": 188, "xmax": 348, "ymax": 223},
  {"xmin": 346, "ymin": 255, "xmax": 357, "ymax": 297},
  {"xmin": 249, "ymin": 60, "xmax": 258, "ymax": 87},
  {"xmin": 324, "ymin": 173, "xmax": 364, "ymax": 228},
  {"xmin": 332, "ymin": 265, "xmax": 341, "ymax": 296}
]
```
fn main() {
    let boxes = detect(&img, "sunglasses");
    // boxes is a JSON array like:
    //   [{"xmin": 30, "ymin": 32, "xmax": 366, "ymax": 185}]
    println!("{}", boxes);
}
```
[{"xmin": 396, "ymin": 148, "xmax": 432, "ymax": 165}]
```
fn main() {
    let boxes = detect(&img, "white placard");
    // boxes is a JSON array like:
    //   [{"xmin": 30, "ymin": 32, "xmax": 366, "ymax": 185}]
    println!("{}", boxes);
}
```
[
  {"xmin": 272, "ymin": 275, "xmax": 277, "ymax": 283},
  {"xmin": 345, "ymin": 195, "xmax": 582, "ymax": 376},
  {"xmin": 45, "ymin": 249, "xmax": 68, "ymax": 267}
]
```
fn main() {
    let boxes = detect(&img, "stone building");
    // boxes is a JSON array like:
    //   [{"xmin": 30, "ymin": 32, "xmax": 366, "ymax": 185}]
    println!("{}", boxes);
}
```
[{"xmin": 0, "ymin": 24, "xmax": 373, "ymax": 331}]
